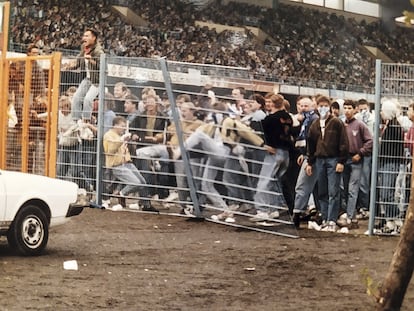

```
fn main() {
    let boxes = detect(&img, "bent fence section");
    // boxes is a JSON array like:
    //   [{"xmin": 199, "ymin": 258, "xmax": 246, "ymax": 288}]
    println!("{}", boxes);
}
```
[{"xmin": 57, "ymin": 55, "xmax": 299, "ymax": 238}]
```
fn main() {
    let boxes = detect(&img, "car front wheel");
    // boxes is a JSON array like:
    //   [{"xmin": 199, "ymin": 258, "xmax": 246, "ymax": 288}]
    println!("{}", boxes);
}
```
[{"xmin": 7, "ymin": 205, "xmax": 49, "ymax": 256}]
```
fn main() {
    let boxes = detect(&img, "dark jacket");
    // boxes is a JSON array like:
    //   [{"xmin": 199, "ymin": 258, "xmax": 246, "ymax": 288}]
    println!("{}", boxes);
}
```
[
  {"xmin": 379, "ymin": 117, "xmax": 404, "ymax": 164},
  {"xmin": 130, "ymin": 113, "xmax": 170, "ymax": 149},
  {"xmin": 72, "ymin": 42, "xmax": 104, "ymax": 85},
  {"xmin": 307, "ymin": 115, "xmax": 349, "ymax": 166},
  {"xmin": 261, "ymin": 110, "xmax": 294, "ymax": 151}
]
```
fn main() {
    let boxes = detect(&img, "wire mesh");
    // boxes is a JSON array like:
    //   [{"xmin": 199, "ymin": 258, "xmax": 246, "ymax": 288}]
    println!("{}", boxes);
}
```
[
  {"xmin": 372, "ymin": 63, "xmax": 414, "ymax": 235},
  {"xmin": 56, "ymin": 55, "xmax": 298, "ymax": 237},
  {"xmin": 4, "ymin": 56, "xmax": 52, "ymax": 174}
]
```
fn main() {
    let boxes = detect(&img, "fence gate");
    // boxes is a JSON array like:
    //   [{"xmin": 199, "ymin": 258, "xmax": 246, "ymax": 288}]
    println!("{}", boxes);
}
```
[
  {"xmin": 369, "ymin": 60, "xmax": 414, "ymax": 235},
  {"xmin": 0, "ymin": 53, "xmax": 61, "ymax": 176}
]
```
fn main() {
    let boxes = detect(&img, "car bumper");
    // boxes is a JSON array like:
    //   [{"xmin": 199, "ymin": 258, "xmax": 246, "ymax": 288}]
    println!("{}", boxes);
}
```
[
  {"xmin": 66, "ymin": 195, "xmax": 90, "ymax": 217},
  {"xmin": 66, "ymin": 203, "xmax": 87, "ymax": 217}
]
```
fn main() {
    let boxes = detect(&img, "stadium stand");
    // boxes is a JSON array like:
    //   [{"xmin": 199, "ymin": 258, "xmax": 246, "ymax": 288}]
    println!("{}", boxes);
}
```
[{"xmin": 9, "ymin": 0, "xmax": 414, "ymax": 92}]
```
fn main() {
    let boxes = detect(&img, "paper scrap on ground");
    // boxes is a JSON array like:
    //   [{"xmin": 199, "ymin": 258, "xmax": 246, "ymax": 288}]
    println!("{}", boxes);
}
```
[{"xmin": 63, "ymin": 260, "xmax": 79, "ymax": 271}]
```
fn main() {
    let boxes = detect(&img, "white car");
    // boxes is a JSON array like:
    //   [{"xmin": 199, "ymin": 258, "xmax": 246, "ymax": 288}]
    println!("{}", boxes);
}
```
[{"xmin": 0, "ymin": 170, "xmax": 87, "ymax": 256}]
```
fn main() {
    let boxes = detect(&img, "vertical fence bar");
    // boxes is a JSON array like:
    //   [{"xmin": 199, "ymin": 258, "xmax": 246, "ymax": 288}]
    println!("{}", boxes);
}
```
[
  {"xmin": 159, "ymin": 57, "xmax": 201, "ymax": 217},
  {"xmin": 368, "ymin": 59, "xmax": 382, "ymax": 235},
  {"xmin": 47, "ymin": 52, "xmax": 62, "ymax": 177},
  {"xmin": 95, "ymin": 53, "xmax": 107, "ymax": 206}
]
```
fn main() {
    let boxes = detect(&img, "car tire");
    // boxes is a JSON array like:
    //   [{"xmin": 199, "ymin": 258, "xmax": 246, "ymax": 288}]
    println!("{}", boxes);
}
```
[{"xmin": 7, "ymin": 205, "xmax": 49, "ymax": 256}]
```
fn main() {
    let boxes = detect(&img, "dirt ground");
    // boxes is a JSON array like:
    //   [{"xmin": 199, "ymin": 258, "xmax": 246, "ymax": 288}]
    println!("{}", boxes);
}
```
[{"xmin": 1, "ymin": 207, "xmax": 414, "ymax": 311}]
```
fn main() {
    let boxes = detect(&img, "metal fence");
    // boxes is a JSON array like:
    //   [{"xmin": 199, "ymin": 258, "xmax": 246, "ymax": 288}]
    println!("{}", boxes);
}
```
[
  {"xmin": 56, "ymin": 55, "xmax": 298, "ymax": 238},
  {"xmin": 0, "ymin": 53, "xmax": 61, "ymax": 174},
  {"xmin": 369, "ymin": 61, "xmax": 414, "ymax": 235}
]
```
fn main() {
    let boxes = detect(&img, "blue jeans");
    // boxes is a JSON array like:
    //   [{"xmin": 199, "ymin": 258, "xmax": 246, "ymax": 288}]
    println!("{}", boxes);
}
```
[
  {"xmin": 357, "ymin": 155, "xmax": 371, "ymax": 210},
  {"xmin": 316, "ymin": 157, "xmax": 342, "ymax": 222},
  {"xmin": 75, "ymin": 139, "xmax": 96, "ymax": 191},
  {"xmin": 342, "ymin": 158, "xmax": 362, "ymax": 219},
  {"xmin": 222, "ymin": 149, "xmax": 250, "ymax": 205},
  {"xmin": 110, "ymin": 162, "xmax": 150, "ymax": 207},
  {"xmin": 254, "ymin": 149, "xmax": 289, "ymax": 213},
  {"xmin": 293, "ymin": 158, "xmax": 318, "ymax": 214},
  {"xmin": 57, "ymin": 144, "xmax": 78, "ymax": 180},
  {"xmin": 185, "ymin": 130, "xmax": 229, "ymax": 210},
  {"xmin": 378, "ymin": 161, "xmax": 400, "ymax": 218},
  {"xmin": 72, "ymin": 78, "xmax": 99, "ymax": 120},
  {"xmin": 174, "ymin": 158, "xmax": 203, "ymax": 205}
]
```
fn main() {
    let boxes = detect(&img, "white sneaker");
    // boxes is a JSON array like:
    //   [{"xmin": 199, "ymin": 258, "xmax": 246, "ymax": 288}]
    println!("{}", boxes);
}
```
[
  {"xmin": 269, "ymin": 210, "xmax": 280, "ymax": 219},
  {"xmin": 336, "ymin": 213, "xmax": 349, "ymax": 227},
  {"xmin": 129, "ymin": 203, "xmax": 140, "ymax": 210},
  {"xmin": 308, "ymin": 221, "xmax": 321, "ymax": 231},
  {"xmin": 110, "ymin": 204, "xmax": 123, "ymax": 211},
  {"xmin": 338, "ymin": 227, "xmax": 349, "ymax": 234},
  {"xmin": 321, "ymin": 221, "xmax": 337, "ymax": 232},
  {"xmin": 228, "ymin": 204, "xmax": 239, "ymax": 211},
  {"xmin": 165, "ymin": 191, "xmax": 179, "ymax": 202},
  {"xmin": 211, "ymin": 211, "xmax": 232, "ymax": 221},
  {"xmin": 225, "ymin": 216, "xmax": 236, "ymax": 223},
  {"xmin": 249, "ymin": 211, "xmax": 270, "ymax": 222},
  {"xmin": 181, "ymin": 205, "xmax": 194, "ymax": 216},
  {"xmin": 102, "ymin": 199, "xmax": 110, "ymax": 209}
]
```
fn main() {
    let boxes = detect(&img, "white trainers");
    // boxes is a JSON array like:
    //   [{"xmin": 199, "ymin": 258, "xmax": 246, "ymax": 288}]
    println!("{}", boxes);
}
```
[
  {"xmin": 102, "ymin": 199, "xmax": 111, "ymax": 209},
  {"xmin": 308, "ymin": 221, "xmax": 321, "ymax": 231},
  {"xmin": 129, "ymin": 203, "xmax": 140, "ymax": 210},
  {"xmin": 211, "ymin": 211, "xmax": 233, "ymax": 221},
  {"xmin": 165, "ymin": 191, "xmax": 179, "ymax": 202},
  {"xmin": 228, "ymin": 204, "xmax": 239, "ymax": 211},
  {"xmin": 336, "ymin": 213, "xmax": 349, "ymax": 227},
  {"xmin": 321, "ymin": 221, "xmax": 337, "ymax": 232},
  {"xmin": 269, "ymin": 210, "xmax": 280, "ymax": 219},
  {"xmin": 249, "ymin": 211, "xmax": 270, "ymax": 222},
  {"xmin": 110, "ymin": 204, "xmax": 123, "ymax": 211}
]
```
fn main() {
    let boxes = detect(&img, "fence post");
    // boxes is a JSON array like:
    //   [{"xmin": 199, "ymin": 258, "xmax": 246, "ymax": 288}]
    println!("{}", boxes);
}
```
[
  {"xmin": 47, "ymin": 52, "xmax": 62, "ymax": 177},
  {"xmin": 95, "ymin": 53, "xmax": 107, "ymax": 206},
  {"xmin": 159, "ymin": 57, "xmax": 201, "ymax": 218},
  {"xmin": 368, "ymin": 59, "xmax": 382, "ymax": 235}
]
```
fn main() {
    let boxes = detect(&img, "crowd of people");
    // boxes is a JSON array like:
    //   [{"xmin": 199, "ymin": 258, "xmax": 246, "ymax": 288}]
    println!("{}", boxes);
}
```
[
  {"xmin": 53, "ymin": 66, "xmax": 413, "ymax": 233},
  {"xmin": 9, "ymin": 0, "xmax": 414, "ymax": 92},
  {"xmin": 7, "ymin": 0, "xmax": 414, "ymax": 234}
]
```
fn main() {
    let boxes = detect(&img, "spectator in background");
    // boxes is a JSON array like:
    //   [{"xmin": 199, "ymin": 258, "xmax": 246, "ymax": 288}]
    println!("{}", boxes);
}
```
[
  {"xmin": 113, "ymin": 81, "xmax": 130, "ymax": 114},
  {"xmin": 229, "ymin": 87, "xmax": 247, "ymax": 117},
  {"xmin": 103, "ymin": 92, "xmax": 116, "ymax": 134},
  {"xmin": 57, "ymin": 95, "xmax": 79, "ymax": 180},
  {"xmin": 27, "ymin": 43, "xmax": 46, "ymax": 99}
]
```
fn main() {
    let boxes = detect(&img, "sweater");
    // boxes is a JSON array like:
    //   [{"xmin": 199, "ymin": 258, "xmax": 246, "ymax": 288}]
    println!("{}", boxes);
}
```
[{"xmin": 344, "ymin": 117, "xmax": 373, "ymax": 157}]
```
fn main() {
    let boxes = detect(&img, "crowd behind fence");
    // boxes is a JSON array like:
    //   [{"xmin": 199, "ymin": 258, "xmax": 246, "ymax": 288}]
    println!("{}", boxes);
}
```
[{"xmin": 51, "ymin": 56, "xmax": 414, "ymax": 236}]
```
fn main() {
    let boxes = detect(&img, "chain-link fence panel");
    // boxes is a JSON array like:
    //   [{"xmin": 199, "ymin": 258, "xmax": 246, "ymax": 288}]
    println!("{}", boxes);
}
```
[
  {"xmin": 1, "ymin": 54, "xmax": 60, "ymax": 175},
  {"xmin": 370, "ymin": 62, "xmax": 414, "ymax": 235},
  {"xmin": 57, "ymin": 55, "xmax": 298, "ymax": 237}
]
